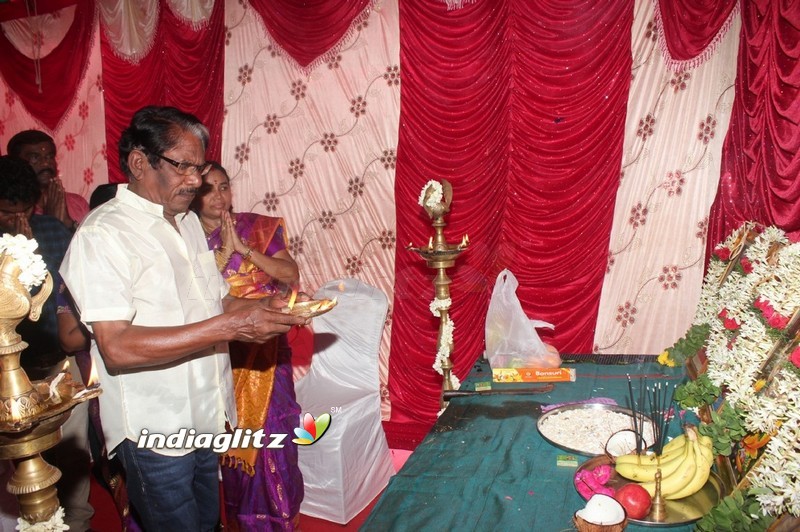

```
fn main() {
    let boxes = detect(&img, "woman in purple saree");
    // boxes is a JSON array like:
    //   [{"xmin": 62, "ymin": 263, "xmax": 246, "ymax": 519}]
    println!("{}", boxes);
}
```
[{"xmin": 193, "ymin": 162, "xmax": 302, "ymax": 531}]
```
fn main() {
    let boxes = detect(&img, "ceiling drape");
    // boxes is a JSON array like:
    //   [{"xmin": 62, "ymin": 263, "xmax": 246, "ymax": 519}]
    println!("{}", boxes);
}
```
[
  {"xmin": 249, "ymin": 0, "xmax": 373, "ymax": 70},
  {"xmin": 389, "ymin": 0, "xmax": 634, "ymax": 424},
  {"xmin": 0, "ymin": 0, "xmax": 95, "ymax": 131},
  {"xmin": 655, "ymin": 0, "xmax": 739, "ymax": 71}
]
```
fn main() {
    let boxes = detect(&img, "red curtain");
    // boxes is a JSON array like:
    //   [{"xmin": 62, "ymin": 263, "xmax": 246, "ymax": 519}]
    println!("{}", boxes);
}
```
[
  {"xmin": 0, "ymin": 0, "xmax": 94, "ymax": 131},
  {"xmin": 707, "ymin": 0, "xmax": 800, "ymax": 245},
  {"xmin": 249, "ymin": 0, "xmax": 372, "ymax": 68},
  {"xmin": 389, "ymin": 0, "xmax": 634, "ymax": 425},
  {"xmin": 101, "ymin": 1, "xmax": 225, "ymax": 183},
  {"xmin": 657, "ymin": 0, "xmax": 738, "ymax": 62}
]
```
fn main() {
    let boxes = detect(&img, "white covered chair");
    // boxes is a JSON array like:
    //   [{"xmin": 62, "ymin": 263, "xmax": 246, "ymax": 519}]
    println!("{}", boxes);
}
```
[{"xmin": 294, "ymin": 278, "xmax": 394, "ymax": 524}]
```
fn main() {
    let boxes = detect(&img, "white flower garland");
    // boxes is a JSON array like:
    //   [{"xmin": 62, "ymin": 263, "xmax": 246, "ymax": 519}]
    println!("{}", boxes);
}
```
[
  {"xmin": 692, "ymin": 224, "xmax": 800, "ymax": 517},
  {"xmin": 418, "ymin": 180, "xmax": 443, "ymax": 209},
  {"xmin": 429, "ymin": 297, "xmax": 451, "ymax": 317},
  {"xmin": 428, "ymin": 296, "xmax": 460, "ymax": 390},
  {"xmin": 16, "ymin": 507, "xmax": 68, "ymax": 531},
  {"xmin": 432, "ymin": 318, "xmax": 454, "ymax": 375},
  {"xmin": 0, "ymin": 234, "xmax": 48, "ymax": 291}
]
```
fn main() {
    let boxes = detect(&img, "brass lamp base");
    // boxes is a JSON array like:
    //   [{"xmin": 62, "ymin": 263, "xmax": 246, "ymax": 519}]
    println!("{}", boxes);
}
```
[{"xmin": 7, "ymin": 454, "xmax": 62, "ymax": 523}]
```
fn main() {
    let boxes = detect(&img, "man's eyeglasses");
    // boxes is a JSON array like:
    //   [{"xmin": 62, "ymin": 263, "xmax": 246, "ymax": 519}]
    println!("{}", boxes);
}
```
[{"xmin": 149, "ymin": 151, "xmax": 211, "ymax": 177}]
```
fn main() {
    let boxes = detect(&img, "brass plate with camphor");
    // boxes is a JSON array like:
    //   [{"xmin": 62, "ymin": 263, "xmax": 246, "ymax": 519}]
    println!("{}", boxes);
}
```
[{"xmin": 283, "ymin": 298, "xmax": 337, "ymax": 318}]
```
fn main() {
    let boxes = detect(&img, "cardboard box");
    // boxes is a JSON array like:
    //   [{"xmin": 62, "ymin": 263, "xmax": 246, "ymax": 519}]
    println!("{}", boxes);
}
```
[{"xmin": 491, "ymin": 367, "xmax": 576, "ymax": 383}]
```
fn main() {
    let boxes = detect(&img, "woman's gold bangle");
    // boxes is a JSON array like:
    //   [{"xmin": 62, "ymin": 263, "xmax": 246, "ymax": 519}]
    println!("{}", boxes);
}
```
[{"xmin": 242, "ymin": 247, "xmax": 253, "ymax": 260}]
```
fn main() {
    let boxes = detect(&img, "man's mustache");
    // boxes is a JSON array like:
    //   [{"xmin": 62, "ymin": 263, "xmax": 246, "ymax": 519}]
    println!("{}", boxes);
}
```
[
  {"xmin": 179, "ymin": 188, "xmax": 198, "ymax": 196},
  {"xmin": 37, "ymin": 168, "xmax": 55, "ymax": 179}
]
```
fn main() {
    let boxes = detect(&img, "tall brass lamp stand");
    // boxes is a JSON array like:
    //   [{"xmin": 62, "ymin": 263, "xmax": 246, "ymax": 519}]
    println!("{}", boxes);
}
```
[{"xmin": 407, "ymin": 180, "xmax": 469, "ymax": 408}]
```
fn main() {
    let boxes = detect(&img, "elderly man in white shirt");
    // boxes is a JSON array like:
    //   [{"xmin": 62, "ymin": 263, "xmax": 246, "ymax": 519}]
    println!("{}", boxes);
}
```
[{"xmin": 60, "ymin": 106, "xmax": 306, "ymax": 532}]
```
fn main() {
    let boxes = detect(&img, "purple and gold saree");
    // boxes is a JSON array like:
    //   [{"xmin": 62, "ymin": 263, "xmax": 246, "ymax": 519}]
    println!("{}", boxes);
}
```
[{"xmin": 206, "ymin": 212, "xmax": 303, "ymax": 531}]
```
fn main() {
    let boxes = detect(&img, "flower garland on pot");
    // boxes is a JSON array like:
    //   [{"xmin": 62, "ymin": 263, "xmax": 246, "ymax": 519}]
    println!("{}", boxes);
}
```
[{"xmin": 660, "ymin": 222, "xmax": 800, "ymax": 523}]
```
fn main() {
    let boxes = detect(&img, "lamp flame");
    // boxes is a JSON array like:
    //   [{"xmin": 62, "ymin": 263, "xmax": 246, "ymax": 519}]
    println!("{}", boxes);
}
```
[
  {"xmin": 88, "ymin": 358, "xmax": 99, "ymax": 386},
  {"xmin": 287, "ymin": 288, "xmax": 298, "ymax": 310},
  {"xmin": 428, "ymin": 237, "xmax": 433, "ymax": 250}
]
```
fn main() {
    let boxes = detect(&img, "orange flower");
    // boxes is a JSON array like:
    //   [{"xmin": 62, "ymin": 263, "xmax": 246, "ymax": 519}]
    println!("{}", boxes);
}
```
[{"xmin": 742, "ymin": 432, "xmax": 770, "ymax": 459}]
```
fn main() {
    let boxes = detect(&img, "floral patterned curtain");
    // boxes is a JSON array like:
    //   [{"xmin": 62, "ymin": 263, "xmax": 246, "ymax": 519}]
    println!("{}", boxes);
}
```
[
  {"xmin": 593, "ymin": 0, "xmax": 740, "ymax": 356},
  {"xmin": 221, "ymin": 0, "xmax": 400, "ymax": 418}
]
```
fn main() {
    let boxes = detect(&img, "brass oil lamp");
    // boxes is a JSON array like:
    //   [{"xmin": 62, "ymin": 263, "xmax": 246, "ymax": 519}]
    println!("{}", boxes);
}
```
[
  {"xmin": 407, "ymin": 180, "xmax": 469, "ymax": 408},
  {"xmin": 0, "ymin": 251, "xmax": 101, "ymax": 525}
]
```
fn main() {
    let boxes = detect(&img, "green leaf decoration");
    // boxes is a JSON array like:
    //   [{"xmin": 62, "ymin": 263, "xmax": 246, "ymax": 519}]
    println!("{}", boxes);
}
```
[
  {"xmin": 675, "ymin": 374, "xmax": 720, "ymax": 408},
  {"xmin": 694, "ymin": 489, "xmax": 775, "ymax": 532},
  {"xmin": 666, "ymin": 323, "xmax": 711, "ymax": 365}
]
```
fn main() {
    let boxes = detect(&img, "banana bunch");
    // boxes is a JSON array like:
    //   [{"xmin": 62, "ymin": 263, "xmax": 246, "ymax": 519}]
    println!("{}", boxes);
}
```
[{"xmin": 614, "ymin": 426, "xmax": 714, "ymax": 500}]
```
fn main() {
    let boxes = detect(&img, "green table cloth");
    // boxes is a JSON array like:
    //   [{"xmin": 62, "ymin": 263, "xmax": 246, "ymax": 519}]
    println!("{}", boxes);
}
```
[{"xmin": 362, "ymin": 357, "xmax": 697, "ymax": 531}]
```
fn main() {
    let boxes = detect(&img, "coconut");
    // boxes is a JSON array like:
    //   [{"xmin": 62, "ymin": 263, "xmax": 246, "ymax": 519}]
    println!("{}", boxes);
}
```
[
  {"xmin": 605, "ymin": 429, "xmax": 654, "ymax": 460},
  {"xmin": 575, "ymin": 494, "xmax": 627, "ymax": 526}
]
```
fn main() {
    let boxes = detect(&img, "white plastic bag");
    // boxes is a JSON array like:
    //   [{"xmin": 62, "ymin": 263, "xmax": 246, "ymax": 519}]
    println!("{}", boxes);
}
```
[{"xmin": 485, "ymin": 269, "xmax": 561, "ymax": 368}]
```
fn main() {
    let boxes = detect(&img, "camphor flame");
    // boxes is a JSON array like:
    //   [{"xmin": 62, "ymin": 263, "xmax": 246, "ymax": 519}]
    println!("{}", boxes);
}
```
[{"xmin": 287, "ymin": 288, "xmax": 298, "ymax": 310}]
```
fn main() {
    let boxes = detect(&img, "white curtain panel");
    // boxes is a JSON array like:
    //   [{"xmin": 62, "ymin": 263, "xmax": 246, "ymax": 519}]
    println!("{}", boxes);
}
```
[
  {"xmin": 167, "ymin": 0, "xmax": 214, "ymax": 28},
  {"xmin": 593, "ymin": 0, "xmax": 740, "ymax": 355},
  {"xmin": 222, "ymin": 0, "xmax": 400, "ymax": 418},
  {"xmin": 97, "ymin": 0, "xmax": 160, "ymax": 62},
  {"xmin": 0, "ymin": 10, "xmax": 108, "ymax": 203}
]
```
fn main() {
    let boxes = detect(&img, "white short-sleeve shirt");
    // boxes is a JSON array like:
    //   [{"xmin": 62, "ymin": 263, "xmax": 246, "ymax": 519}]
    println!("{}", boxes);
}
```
[{"xmin": 60, "ymin": 185, "xmax": 236, "ymax": 456}]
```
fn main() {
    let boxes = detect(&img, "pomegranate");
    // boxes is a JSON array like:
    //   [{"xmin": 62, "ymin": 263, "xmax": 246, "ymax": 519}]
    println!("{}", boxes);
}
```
[{"xmin": 613, "ymin": 483, "xmax": 652, "ymax": 520}]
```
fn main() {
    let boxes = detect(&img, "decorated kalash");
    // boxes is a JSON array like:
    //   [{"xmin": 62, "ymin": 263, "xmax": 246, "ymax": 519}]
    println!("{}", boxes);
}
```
[
  {"xmin": 0, "ymin": 235, "xmax": 101, "ymax": 530},
  {"xmin": 571, "ymin": 222, "xmax": 800, "ymax": 531}
]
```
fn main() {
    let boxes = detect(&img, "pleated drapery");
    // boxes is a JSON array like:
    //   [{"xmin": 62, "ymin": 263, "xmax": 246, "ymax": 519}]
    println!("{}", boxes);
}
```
[
  {"xmin": 708, "ymin": 0, "xmax": 800, "ymax": 244},
  {"xmin": 656, "ymin": 0, "xmax": 738, "ymax": 71},
  {"xmin": 100, "ymin": 0, "xmax": 225, "ymax": 182},
  {"xmin": 389, "ymin": 0, "xmax": 634, "ymax": 423}
]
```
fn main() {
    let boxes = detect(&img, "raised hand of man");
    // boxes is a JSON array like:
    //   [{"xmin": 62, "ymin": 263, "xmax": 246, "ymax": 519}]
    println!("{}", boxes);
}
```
[{"xmin": 45, "ymin": 178, "xmax": 73, "ymax": 229}]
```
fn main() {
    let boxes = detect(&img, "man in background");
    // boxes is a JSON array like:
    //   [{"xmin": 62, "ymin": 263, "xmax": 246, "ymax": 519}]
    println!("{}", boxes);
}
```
[
  {"xmin": 7, "ymin": 130, "xmax": 89, "ymax": 231},
  {"xmin": 0, "ymin": 155, "xmax": 93, "ymax": 531}
]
